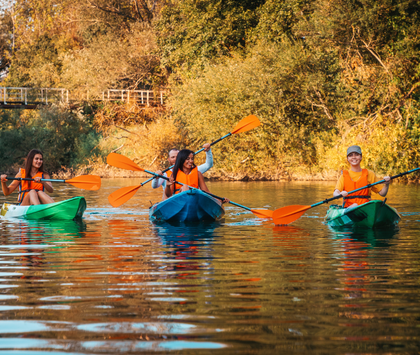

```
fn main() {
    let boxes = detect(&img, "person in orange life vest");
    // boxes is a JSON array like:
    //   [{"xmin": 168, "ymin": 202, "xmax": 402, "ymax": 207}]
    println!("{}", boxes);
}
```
[
  {"xmin": 1, "ymin": 149, "xmax": 54, "ymax": 205},
  {"xmin": 164, "ymin": 149, "xmax": 229, "ymax": 203},
  {"xmin": 153, "ymin": 143, "xmax": 213, "ymax": 186},
  {"xmin": 333, "ymin": 145, "xmax": 390, "ymax": 208}
]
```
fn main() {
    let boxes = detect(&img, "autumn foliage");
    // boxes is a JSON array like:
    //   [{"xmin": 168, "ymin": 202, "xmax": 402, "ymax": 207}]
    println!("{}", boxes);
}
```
[{"xmin": 0, "ymin": 0, "xmax": 419, "ymax": 180}]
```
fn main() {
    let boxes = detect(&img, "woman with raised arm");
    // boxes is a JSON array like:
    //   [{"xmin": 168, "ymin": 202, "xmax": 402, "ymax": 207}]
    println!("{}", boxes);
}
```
[
  {"xmin": 1, "ymin": 149, "xmax": 54, "ymax": 205},
  {"xmin": 164, "ymin": 149, "xmax": 228, "ymax": 203}
]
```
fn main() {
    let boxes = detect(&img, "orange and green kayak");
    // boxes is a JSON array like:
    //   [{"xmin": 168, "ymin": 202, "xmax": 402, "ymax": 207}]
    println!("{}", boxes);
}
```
[
  {"xmin": 0, "ymin": 197, "xmax": 86, "ymax": 220},
  {"xmin": 325, "ymin": 200, "xmax": 401, "ymax": 228}
]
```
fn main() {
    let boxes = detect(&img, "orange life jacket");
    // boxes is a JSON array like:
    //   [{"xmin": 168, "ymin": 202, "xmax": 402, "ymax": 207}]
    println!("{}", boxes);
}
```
[
  {"xmin": 18, "ymin": 168, "xmax": 44, "ymax": 203},
  {"xmin": 172, "ymin": 167, "xmax": 199, "ymax": 194},
  {"xmin": 342, "ymin": 169, "xmax": 370, "ymax": 208}
]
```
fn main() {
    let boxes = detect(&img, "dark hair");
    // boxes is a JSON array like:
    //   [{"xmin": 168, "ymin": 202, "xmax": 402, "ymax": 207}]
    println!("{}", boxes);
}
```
[
  {"xmin": 168, "ymin": 148, "xmax": 179, "ymax": 157},
  {"xmin": 172, "ymin": 149, "xmax": 196, "ymax": 184},
  {"xmin": 24, "ymin": 149, "xmax": 44, "ymax": 178}
]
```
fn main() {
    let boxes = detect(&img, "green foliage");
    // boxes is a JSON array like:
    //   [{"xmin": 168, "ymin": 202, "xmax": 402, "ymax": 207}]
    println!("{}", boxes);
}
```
[
  {"xmin": 168, "ymin": 40, "xmax": 341, "ymax": 178},
  {"xmin": 61, "ymin": 25, "xmax": 163, "ymax": 98},
  {"xmin": 0, "ymin": 107, "xmax": 103, "ymax": 174},
  {"xmin": 251, "ymin": 0, "xmax": 313, "ymax": 43},
  {"xmin": 316, "ymin": 115, "xmax": 420, "ymax": 179},
  {"xmin": 159, "ymin": 0, "xmax": 420, "ymax": 179},
  {"xmin": 155, "ymin": 0, "xmax": 265, "ymax": 71},
  {"xmin": 2, "ymin": 0, "xmax": 420, "ymax": 180},
  {"xmin": 3, "ymin": 0, "xmax": 165, "ymax": 90}
]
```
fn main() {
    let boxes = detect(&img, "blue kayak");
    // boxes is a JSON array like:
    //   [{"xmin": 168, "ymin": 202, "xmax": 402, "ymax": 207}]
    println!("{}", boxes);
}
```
[{"xmin": 149, "ymin": 189, "xmax": 225, "ymax": 223}]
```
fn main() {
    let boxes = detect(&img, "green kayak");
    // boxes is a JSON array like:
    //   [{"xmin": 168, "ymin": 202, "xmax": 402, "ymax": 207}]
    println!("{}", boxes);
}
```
[
  {"xmin": 0, "ymin": 196, "xmax": 86, "ymax": 220},
  {"xmin": 325, "ymin": 200, "xmax": 401, "ymax": 229}
]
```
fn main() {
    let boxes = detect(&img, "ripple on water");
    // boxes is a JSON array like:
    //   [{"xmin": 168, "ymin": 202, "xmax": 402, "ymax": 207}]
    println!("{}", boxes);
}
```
[{"xmin": 0, "ymin": 181, "xmax": 419, "ymax": 353}]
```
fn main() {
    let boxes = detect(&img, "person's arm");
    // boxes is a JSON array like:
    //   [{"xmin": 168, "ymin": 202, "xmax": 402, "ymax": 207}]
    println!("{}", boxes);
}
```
[
  {"xmin": 151, "ymin": 171, "xmax": 165, "ymax": 189},
  {"xmin": 36, "ymin": 173, "xmax": 53, "ymax": 193},
  {"xmin": 164, "ymin": 174, "xmax": 174, "ymax": 198},
  {"xmin": 1, "ymin": 172, "xmax": 21, "ymax": 196},
  {"xmin": 198, "ymin": 172, "xmax": 228, "ymax": 203},
  {"xmin": 333, "ymin": 175, "xmax": 347, "ymax": 197},
  {"xmin": 378, "ymin": 176, "xmax": 391, "ymax": 197},
  {"xmin": 197, "ymin": 144, "xmax": 213, "ymax": 174},
  {"xmin": 333, "ymin": 189, "xmax": 348, "ymax": 197},
  {"xmin": 197, "ymin": 171, "xmax": 210, "ymax": 193}
]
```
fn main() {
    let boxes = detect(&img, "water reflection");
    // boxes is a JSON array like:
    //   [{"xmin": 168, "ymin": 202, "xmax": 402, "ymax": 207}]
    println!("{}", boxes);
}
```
[
  {"xmin": 0, "ymin": 180, "xmax": 419, "ymax": 353},
  {"xmin": 152, "ymin": 222, "xmax": 219, "ymax": 284},
  {"xmin": 328, "ymin": 225, "xmax": 398, "ymax": 248}
]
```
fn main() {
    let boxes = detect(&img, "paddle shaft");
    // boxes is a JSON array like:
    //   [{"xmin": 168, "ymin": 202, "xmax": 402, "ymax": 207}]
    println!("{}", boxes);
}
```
[
  {"xmin": 312, "ymin": 167, "xmax": 420, "ymax": 208},
  {"xmin": 145, "ymin": 169, "xmax": 259, "ymax": 212},
  {"xmin": 5, "ymin": 177, "xmax": 65, "ymax": 183},
  {"xmin": 193, "ymin": 133, "xmax": 232, "ymax": 155},
  {"xmin": 144, "ymin": 169, "xmax": 262, "ymax": 212},
  {"xmin": 143, "ymin": 169, "xmax": 225, "ymax": 201}
]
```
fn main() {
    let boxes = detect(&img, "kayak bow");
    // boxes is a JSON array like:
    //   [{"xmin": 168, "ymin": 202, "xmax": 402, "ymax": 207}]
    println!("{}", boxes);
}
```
[{"xmin": 325, "ymin": 200, "xmax": 401, "ymax": 228}]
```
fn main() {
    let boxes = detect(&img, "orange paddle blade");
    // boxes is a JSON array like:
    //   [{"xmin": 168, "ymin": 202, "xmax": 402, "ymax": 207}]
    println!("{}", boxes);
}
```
[
  {"xmin": 251, "ymin": 209, "xmax": 273, "ymax": 218},
  {"xmin": 231, "ymin": 115, "xmax": 261, "ymax": 134},
  {"xmin": 273, "ymin": 205, "xmax": 311, "ymax": 225},
  {"xmin": 108, "ymin": 185, "xmax": 142, "ymax": 207},
  {"xmin": 107, "ymin": 153, "xmax": 144, "ymax": 172},
  {"xmin": 65, "ymin": 175, "xmax": 101, "ymax": 190}
]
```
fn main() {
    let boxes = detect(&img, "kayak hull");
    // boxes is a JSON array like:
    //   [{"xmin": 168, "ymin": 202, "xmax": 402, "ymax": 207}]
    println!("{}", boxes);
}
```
[
  {"xmin": 149, "ymin": 189, "xmax": 224, "ymax": 223},
  {"xmin": 325, "ymin": 200, "xmax": 401, "ymax": 229},
  {"xmin": 0, "ymin": 197, "xmax": 86, "ymax": 220}
]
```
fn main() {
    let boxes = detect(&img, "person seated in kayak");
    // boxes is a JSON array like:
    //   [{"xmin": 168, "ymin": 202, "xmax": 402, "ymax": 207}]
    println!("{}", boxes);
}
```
[
  {"xmin": 164, "ymin": 149, "xmax": 228, "ymax": 203},
  {"xmin": 333, "ymin": 145, "xmax": 391, "ymax": 208},
  {"xmin": 0, "ymin": 149, "xmax": 54, "ymax": 205},
  {"xmin": 152, "ymin": 143, "xmax": 213, "ymax": 197}
]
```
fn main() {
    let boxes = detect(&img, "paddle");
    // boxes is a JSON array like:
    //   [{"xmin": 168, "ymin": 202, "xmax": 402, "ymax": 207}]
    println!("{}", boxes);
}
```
[
  {"xmin": 141, "ymin": 115, "xmax": 261, "ymax": 186},
  {"xmin": 107, "ymin": 153, "xmax": 273, "ymax": 218},
  {"xmin": 273, "ymin": 167, "xmax": 420, "ymax": 225},
  {"xmin": 4, "ymin": 175, "xmax": 101, "ymax": 191}
]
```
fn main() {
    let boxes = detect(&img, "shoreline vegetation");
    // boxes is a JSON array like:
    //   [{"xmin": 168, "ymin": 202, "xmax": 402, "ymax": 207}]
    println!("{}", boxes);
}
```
[{"xmin": 1, "ymin": 1, "xmax": 419, "ymax": 183}]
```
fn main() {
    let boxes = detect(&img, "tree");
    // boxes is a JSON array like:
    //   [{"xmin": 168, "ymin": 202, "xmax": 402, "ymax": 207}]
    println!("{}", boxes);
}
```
[{"xmin": 155, "ymin": 0, "xmax": 265, "ymax": 71}]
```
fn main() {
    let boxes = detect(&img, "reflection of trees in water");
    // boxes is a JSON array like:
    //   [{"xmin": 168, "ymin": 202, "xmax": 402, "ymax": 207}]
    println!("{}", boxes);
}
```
[
  {"xmin": 0, "ymin": 219, "xmax": 87, "ymax": 321},
  {"xmin": 0, "ymin": 219, "xmax": 87, "ymax": 270},
  {"xmin": 154, "ymin": 222, "xmax": 220, "ymax": 275},
  {"xmin": 331, "ymin": 227, "xmax": 398, "ymax": 323}
]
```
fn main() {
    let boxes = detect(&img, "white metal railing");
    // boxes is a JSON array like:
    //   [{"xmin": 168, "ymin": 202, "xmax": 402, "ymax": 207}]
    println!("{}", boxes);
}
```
[
  {"xmin": 103, "ymin": 89, "xmax": 165, "ymax": 105},
  {"xmin": 0, "ymin": 87, "xmax": 68, "ymax": 105},
  {"xmin": 0, "ymin": 87, "xmax": 165, "ymax": 106}
]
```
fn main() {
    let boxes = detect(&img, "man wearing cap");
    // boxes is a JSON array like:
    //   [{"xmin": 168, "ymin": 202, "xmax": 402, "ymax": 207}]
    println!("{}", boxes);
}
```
[{"xmin": 333, "ymin": 145, "xmax": 391, "ymax": 208}]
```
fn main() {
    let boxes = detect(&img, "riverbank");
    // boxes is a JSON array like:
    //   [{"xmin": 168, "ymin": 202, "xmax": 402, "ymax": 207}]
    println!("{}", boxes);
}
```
[{"xmin": 51, "ymin": 163, "xmax": 420, "ymax": 183}]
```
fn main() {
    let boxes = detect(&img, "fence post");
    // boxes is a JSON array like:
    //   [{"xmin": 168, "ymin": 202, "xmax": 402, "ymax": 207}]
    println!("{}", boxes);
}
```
[
  {"xmin": 147, "ymin": 91, "xmax": 149, "ymax": 106},
  {"xmin": 4, "ymin": 87, "xmax": 6, "ymax": 104},
  {"xmin": 25, "ymin": 88, "xmax": 27, "ymax": 105}
]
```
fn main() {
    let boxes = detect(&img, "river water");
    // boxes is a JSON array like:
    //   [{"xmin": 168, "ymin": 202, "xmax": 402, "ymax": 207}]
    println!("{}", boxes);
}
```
[{"xmin": 0, "ymin": 179, "xmax": 419, "ymax": 354}]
